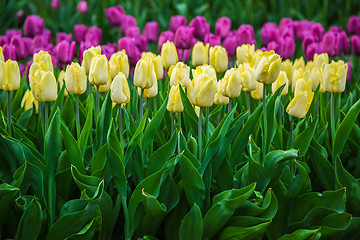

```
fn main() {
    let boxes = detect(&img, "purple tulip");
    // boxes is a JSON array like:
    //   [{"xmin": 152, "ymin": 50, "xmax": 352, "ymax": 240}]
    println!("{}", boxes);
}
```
[
  {"xmin": 281, "ymin": 36, "xmax": 295, "ymax": 59},
  {"xmin": 50, "ymin": 0, "xmax": 60, "ymax": 10},
  {"xmin": 77, "ymin": 1, "xmax": 88, "ymax": 13},
  {"xmin": 223, "ymin": 35, "xmax": 237, "ymax": 56},
  {"xmin": 126, "ymin": 26, "xmax": 141, "ymax": 38},
  {"xmin": 305, "ymin": 42, "xmax": 322, "ymax": 61},
  {"xmin": 118, "ymin": 37, "xmax": 141, "ymax": 66},
  {"xmin": 267, "ymin": 41, "xmax": 280, "ymax": 53},
  {"xmin": 23, "ymin": 38, "xmax": 34, "ymax": 58},
  {"xmin": 20, "ymin": 64, "xmax": 26, "ymax": 79},
  {"xmin": 57, "ymin": 32, "xmax": 72, "ymax": 44},
  {"xmin": 158, "ymin": 31, "xmax": 174, "ymax": 52},
  {"xmin": 105, "ymin": 5, "xmax": 125, "ymax": 27},
  {"xmin": 5, "ymin": 29, "xmax": 21, "ymax": 42},
  {"xmin": 24, "ymin": 15, "xmax": 44, "ymax": 37},
  {"xmin": 42, "ymin": 29, "xmax": 52, "ymax": 44},
  {"xmin": 0, "ymin": 36, "xmax": 8, "ymax": 46},
  {"xmin": 310, "ymin": 22, "xmax": 324, "ymax": 41},
  {"xmin": 351, "ymin": 35, "xmax": 360, "ymax": 55},
  {"xmin": 101, "ymin": 43, "xmax": 117, "ymax": 60},
  {"xmin": 347, "ymin": 16, "xmax": 360, "ymax": 35},
  {"xmin": 347, "ymin": 62, "xmax": 352, "ymax": 82},
  {"xmin": 10, "ymin": 35, "xmax": 25, "ymax": 60},
  {"xmin": 280, "ymin": 27, "xmax": 294, "ymax": 39},
  {"xmin": 279, "ymin": 18, "xmax": 293, "ymax": 31},
  {"xmin": 85, "ymin": 26, "xmax": 102, "ymax": 46},
  {"xmin": 32, "ymin": 35, "xmax": 47, "ymax": 50},
  {"xmin": 174, "ymin": 26, "xmax": 194, "ymax": 49},
  {"xmin": 261, "ymin": 22, "xmax": 279, "ymax": 45},
  {"xmin": 169, "ymin": 16, "xmax": 187, "ymax": 32},
  {"xmin": 215, "ymin": 17, "xmax": 231, "ymax": 39},
  {"xmin": 55, "ymin": 40, "xmax": 76, "ymax": 65},
  {"xmin": 329, "ymin": 26, "xmax": 343, "ymax": 33},
  {"xmin": 134, "ymin": 35, "xmax": 148, "ymax": 52},
  {"xmin": 143, "ymin": 21, "xmax": 159, "ymax": 42},
  {"xmin": 321, "ymin": 32, "xmax": 337, "ymax": 57},
  {"xmin": 302, "ymin": 35, "xmax": 315, "ymax": 54},
  {"xmin": 204, "ymin": 33, "xmax": 221, "ymax": 47},
  {"xmin": 121, "ymin": 15, "xmax": 137, "ymax": 34},
  {"xmin": 16, "ymin": 10, "xmax": 24, "ymax": 24},
  {"xmin": 177, "ymin": 49, "xmax": 191, "ymax": 63},
  {"xmin": 237, "ymin": 24, "xmax": 255, "ymax": 46},
  {"xmin": 336, "ymin": 31, "xmax": 350, "ymax": 54},
  {"xmin": 79, "ymin": 41, "xmax": 95, "ymax": 64},
  {"xmin": 2, "ymin": 44, "xmax": 16, "ymax": 61},
  {"xmin": 74, "ymin": 24, "xmax": 88, "ymax": 43},
  {"xmin": 293, "ymin": 20, "xmax": 311, "ymax": 40},
  {"xmin": 189, "ymin": 16, "xmax": 209, "ymax": 41}
]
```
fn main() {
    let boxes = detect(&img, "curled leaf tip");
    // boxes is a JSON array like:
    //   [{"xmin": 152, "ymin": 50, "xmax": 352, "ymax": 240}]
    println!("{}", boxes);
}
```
[
  {"xmin": 141, "ymin": 188, "xmax": 147, "ymax": 196},
  {"xmin": 344, "ymin": 187, "xmax": 347, "ymax": 192}
]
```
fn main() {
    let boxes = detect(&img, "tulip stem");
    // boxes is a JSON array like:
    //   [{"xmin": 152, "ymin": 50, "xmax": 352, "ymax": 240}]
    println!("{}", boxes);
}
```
[
  {"xmin": 140, "ymin": 89, "xmax": 144, "ymax": 121},
  {"xmin": 289, "ymin": 116, "xmax": 294, "ymax": 148},
  {"xmin": 121, "ymin": 198, "xmax": 130, "ymax": 240},
  {"xmin": 246, "ymin": 92, "xmax": 251, "ymax": 115},
  {"xmin": 45, "ymin": 102, "xmax": 49, "ymax": 134},
  {"xmin": 6, "ymin": 91, "xmax": 12, "ymax": 136},
  {"xmin": 75, "ymin": 95, "xmax": 81, "ymax": 140},
  {"xmin": 262, "ymin": 84, "xmax": 267, "ymax": 162},
  {"xmin": 198, "ymin": 107, "xmax": 203, "ymax": 162},
  {"xmin": 146, "ymin": 98, "xmax": 149, "ymax": 124},
  {"xmin": 171, "ymin": 113, "xmax": 175, "ymax": 134},
  {"xmin": 95, "ymin": 87, "xmax": 100, "ymax": 121},
  {"xmin": 228, "ymin": 99, "xmax": 232, "ymax": 113},
  {"xmin": 331, "ymin": 92, "xmax": 336, "ymax": 159},
  {"xmin": 118, "ymin": 104, "xmax": 124, "ymax": 146},
  {"xmin": 278, "ymin": 97, "xmax": 283, "ymax": 149},
  {"xmin": 206, "ymin": 107, "xmax": 209, "ymax": 139}
]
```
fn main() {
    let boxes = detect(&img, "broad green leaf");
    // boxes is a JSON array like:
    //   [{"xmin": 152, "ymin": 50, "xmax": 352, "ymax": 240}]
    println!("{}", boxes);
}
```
[
  {"xmin": 278, "ymin": 228, "xmax": 321, "ymax": 240},
  {"xmin": 90, "ymin": 143, "xmax": 108, "ymax": 177},
  {"xmin": 219, "ymin": 220, "xmax": 271, "ymax": 240},
  {"xmin": 287, "ymin": 161, "xmax": 311, "ymax": 199},
  {"xmin": 79, "ymin": 95, "xmax": 93, "ymax": 156},
  {"xmin": 108, "ymin": 145, "xmax": 127, "ymax": 200},
  {"xmin": 45, "ymin": 108, "xmax": 61, "ymax": 176},
  {"xmin": 293, "ymin": 117, "xmax": 318, "ymax": 157},
  {"xmin": 71, "ymin": 165, "xmax": 102, "ymax": 197},
  {"xmin": 95, "ymin": 92, "xmax": 112, "ymax": 150},
  {"xmin": 179, "ymin": 204, "xmax": 203, "ymax": 240},
  {"xmin": 16, "ymin": 198, "xmax": 43, "ymax": 240},
  {"xmin": 264, "ymin": 150, "xmax": 298, "ymax": 182}
]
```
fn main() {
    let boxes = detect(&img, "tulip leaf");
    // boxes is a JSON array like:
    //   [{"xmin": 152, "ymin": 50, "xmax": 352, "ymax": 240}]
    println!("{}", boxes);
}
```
[
  {"xmin": 90, "ymin": 143, "xmax": 108, "ymax": 177},
  {"xmin": 179, "ymin": 204, "xmax": 203, "ymax": 240},
  {"xmin": 16, "ymin": 198, "xmax": 43, "ymax": 240},
  {"xmin": 278, "ymin": 228, "xmax": 321, "ymax": 240},
  {"xmin": 45, "ymin": 108, "xmax": 61, "ymax": 176},
  {"xmin": 107, "ymin": 145, "xmax": 127, "ymax": 200},
  {"xmin": 287, "ymin": 161, "xmax": 311, "ymax": 199},
  {"xmin": 293, "ymin": 117, "xmax": 318, "ymax": 157},
  {"xmin": 95, "ymin": 92, "xmax": 112, "ymax": 151},
  {"xmin": 219, "ymin": 219, "xmax": 271, "ymax": 240},
  {"xmin": 79, "ymin": 95, "xmax": 93, "ymax": 157},
  {"xmin": 179, "ymin": 85, "xmax": 198, "ymax": 134},
  {"xmin": 264, "ymin": 149, "xmax": 298, "ymax": 182},
  {"xmin": 71, "ymin": 165, "xmax": 102, "ymax": 197}
]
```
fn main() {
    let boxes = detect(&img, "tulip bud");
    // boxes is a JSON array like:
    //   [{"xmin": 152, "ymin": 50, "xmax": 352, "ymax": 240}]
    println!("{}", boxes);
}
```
[
  {"xmin": 10, "ymin": 35, "xmax": 25, "ymax": 60},
  {"xmin": 168, "ymin": 62, "xmax": 190, "ymax": 88},
  {"xmin": 64, "ymin": 62, "xmax": 87, "ymax": 95},
  {"xmin": 32, "ymin": 70, "xmax": 57, "ymax": 102},
  {"xmin": 192, "ymin": 41, "xmax": 209, "ymax": 67},
  {"xmin": 239, "ymin": 63, "xmax": 256, "ymax": 92},
  {"xmin": 292, "ymin": 69, "xmax": 310, "ymax": 92},
  {"xmin": 142, "ymin": 52, "xmax": 164, "ymax": 80},
  {"xmin": 74, "ymin": 24, "xmax": 88, "ymax": 43},
  {"xmin": 272, "ymin": 71, "xmax": 288, "ymax": 96},
  {"xmin": 209, "ymin": 45, "xmax": 228, "ymax": 73},
  {"xmin": 51, "ymin": 0, "xmax": 60, "ymax": 9},
  {"xmin": 21, "ymin": 89, "xmax": 39, "ymax": 113},
  {"xmin": 138, "ymin": 77, "xmax": 158, "ymax": 98},
  {"xmin": 237, "ymin": 24, "xmax": 255, "ymax": 45},
  {"xmin": 0, "ymin": 60, "xmax": 20, "ymax": 91},
  {"xmin": 105, "ymin": 5, "xmax": 125, "ymax": 27},
  {"xmin": 286, "ymin": 91, "xmax": 314, "ymax": 118},
  {"xmin": 174, "ymin": 26, "xmax": 194, "ymax": 49},
  {"xmin": 89, "ymin": 54, "xmax": 110, "ymax": 86},
  {"xmin": 215, "ymin": 17, "xmax": 231, "ymax": 39},
  {"xmin": 121, "ymin": 15, "xmax": 137, "ymax": 35},
  {"xmin": 313, "ymin": 53, "xmax": 329, "ymax": 69},
  {"xmin": 261, "ymin": 22, "xmax": 279, "ymax": 45},
  {"xmin": 167, "ymin": 85, "xmax": 184, "ymax": 113},
  {"xmin": 158, "ymin": 31, "xmax": 174, "ymax": 52},
  {"xmin": 134, "ymin": 57, "xmax": 156, "ymax": 89},
  {"xmin": 347, "ymin": 16, "xmax": 360, "ymax": 35},
  {"xmin": 221, "ymin": 68, "xmax": 242, "ymax": 98},
  {"xmin": 187, "ymin": 65, "xmax": 217, "ymax": 107},
  {"xmin": 236, "ymin": 44, "xmax": 255, "ymax": 65},
  {"xmin": 55, "ymin": 40, "xmax": 76, "ymax": 65},
  {"xmin": 110, "ymin": 50, "xmax": 129, "ymax": 80},
  {"xmin": 24, "ymin": 15, "xmax": 44, "ymax": 37},
  {"xmin": 29, "ymin": 50, "xmax": 54, "ymax": 87},
  {"xmin": 111, "ymin": 72, "xmax": 130, "ymax": 104},
  {"xmin": 2, "ymin": 44, "xmax": 16, "ymax": 61},
  {"xmin": 223, "ymin": 35, "xmax": 238, "ymax": 56},
  {"xmin": 160, "ymin": 41, "xmax": 178, "ymax": 69},
  {"xmin": 294, "ymin": 77, "xmax": 311, "ymax": 96},
  {"xmin": 251, "ymin": 82, "xmax": 264, "ymax": 100},
  {"xmin": 77, "ymin": 1, "xmax": 88, "ymax": 13},
  {"xmin": 58, "ymin": 70, "xmax": 68, "ymax": 97},
  {"xmin": 255, "ymin": 50, "xmax": 281, "ymax": 84},
  {"xmin": 170, "ymin": 16, "xmax": 187, "ymax": 32},
  {"xmin": 143, "ymin": 21, "xmax": 159, "ymax": 42},
  {"xmin": 321, "ymin": 32, "xmax": 337, "ymax": 57},
  {"xmin": 351, "ymin": 35, "xmax": 360, "ymax": 55},
  {"xmin": 293, "ymin": 57, "xmax": 305, "ymax": 71},
  {"xmin": 215, "ymin": 79, "xmax": 230, "ymax": 105},
  {"xmin": 323, "ymin": 60, "xmax": 348, "ymax": 93},
  {"xmin": 189, "ymin": 16, "xmax": 209, "ymax": 41},
  {"xmin": 82, "ymin": 46, "xmax": 101, "ymax": 75},
  {"xmin": 118, "ymin": 37, "xmax": 141, "ymax": 67}
]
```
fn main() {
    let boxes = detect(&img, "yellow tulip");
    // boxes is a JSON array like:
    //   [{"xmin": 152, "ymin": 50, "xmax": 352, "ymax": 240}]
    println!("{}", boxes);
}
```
[
  {"xmin": 21, "ymin": 90, "xmax": 39, "ymax": 113},
  {"xmin": 221, "ymin": 68, "xmax": 241, "ymax": 98},
  {"xmin": 281, "ymin": 59, "xmax": 293, "ymax": 87},
  {"xmin": 323, "ymin": 60, "xmax": 348, "ymax": 93},
  {"xmin": 292, "ymin": 69, "xmax": 310, "ymax": 92},
  {"xmin": 305, "ymin": 60, "xmax": 315, "ymax": 72},
  {"xmin": 192, "ymin": 41, "xmax": 209, "ymax": 67},
  {"xmin": 215, "ymin": 79, "xmax": 230, "ymax": 105},
  {"xmin": 251, "ymin": 82, "xmax": 263, "ymax": 100},
  {"xmin": 142, "ymin": 52, "xmax": 164, "ymax": 80},
  {"xmin": 286, "ymin": 91, "xmax": 314, "ymax": 118},
  {"xmin": 32, "ymin": 70, "xmax": 57, "ymax": 102},
  {"xmin": 252, "ymin": 49, "xmax": 264, "ymax": 69},
  {"xmin": 239, "ymin": 63, "xmax": 256, "ymax": 92},
  {"xmin": 111, "ymin": 72, "xmax": 130, "ymax": 104},
  {"xmin": 293, "ymin": 57, "xmax": 305, "ymax": 71},
  {"xmin": 294, "ymin": 78, "xmax": 311, "ymax": 96},
  {"xmin": 97, "ymin": 74, "xmax": 112, "ymax": 93},
  {"xmin": 65, "ymin": 62, "xmax": 87, "ymax": 95},
  {"xmin": 89, "ymin": 54, "xmax": 110, "ymax": 86},
  {"xmin": 58, "ymin": 70, "xmax": 68, "ymax": 97},
  {"xmin": 0, "ymin": 60, "xmax": 20, "ymax": 91},
  {"xmin": 168, "ymin": 62, "xmax": 190, "ymax": 88},
  {"xmin": 192, "ymin": 65, "xmax": 217, "ymax": 81},
  {"xmin": 133, "ymin": 56, "xmax": 156, "ymax": 89},
  {"xmin": 0, "ymin": 46, "xmax": 4, "ymax": 62},
  {"xmin": 167, "ymin": 85, "xmax": 184, "ymax": 113},
  {"xmin": 109, "ymin": 50, "xmax": 129, "ymax": 80},
  {"xmin": 138, "ymin": 78, "xmax": 158, "ymax": 98},
  {"xmin": 313, "ymin": 53, "xmax": 329, "ymax": 69},
  {"xmin": 82, "ymin": 46, "xmax": 101, "ymax": 75},
  {"xmin": 160, "ymin": 41, "xmax": 178, "ymax": 69},
  {"xmin": 236, "ymin": 44, "xmax": 255, "ymax": 65},
  {"xmin": 209, "ymin": 45, "xmax": 228, "ymax": 73},
  {"xmin": 255, "ymin": 50, "xmax": 281, "ymax": 84},
  {"xmin": 272, "ymin": 71, "xmax": 289, "ymax": 96},
  {"xmin": 29, "ymin": 51, "xmax": 54, "ymax": 88},
  {"xmin": 310, "ymin": 67, "xmax": 324, "ymax": 92}
]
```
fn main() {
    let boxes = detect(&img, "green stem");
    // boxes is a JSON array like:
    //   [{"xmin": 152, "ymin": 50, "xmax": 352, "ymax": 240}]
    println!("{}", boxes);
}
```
[
  {"xmin": 75, "ymin": 95, "xmax": 81, "ymax": 140},
  {"xmin": 331, "ymin": 92, "xmax": 336, "ymax": 159},
  {"xmin": 228, "ymin": 99, "xmax": 232, "ymax": 113},
  {"xmin": 140, "ymin": 89, "xmax": 144, "ymax": 120},
  {"xmin": 279, "ymin": 97, "xmax": 283, "ymax": 149},
  {"xmin": 206, "ymin": 107, "xmax": 209, "ymax": 139},
  {"xmin": 45, "ymin": 102, "xmax": 49, "ymax": 134},
  {"xmin": 198, "ymin": 107, "xmax": 203, "ymax": 162},
  {"xmin": 121, "ymin": 198, "xmax": 130, "ymax": 240},
  {"xmin": 171, "ymin": 113, "xmax": 175, "ymax": 134},
  {"xmin": 146, "ymin": 98, "xmax": 149, "ymax": 124},
  {"xmin": 262, "ymin": 84, "xmax": 267, "ymax": 162},
  {"xmin": 95, "ymin": 87, "xmax": 100, "ymax": 121},
  {"xmin": 290, "ymin": 116, "xmax": 294, "ymax": 148},
  {"xmin": 48, "ymin": 177, "xmax": 54, "ymax": 225},
  {"xmin": 6, "ymin": 91, "xmax": 11, "ymax": 136},
  {"xmin": 246, "ymin": 92, "xmax": 251, "ymax": 115},
  {"xmin": 119, "ymin": 104, "xmax": 124, "ymax": 146}
]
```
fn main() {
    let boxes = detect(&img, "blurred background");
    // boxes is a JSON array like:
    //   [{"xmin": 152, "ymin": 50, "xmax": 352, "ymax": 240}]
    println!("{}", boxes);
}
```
[{"xmin": 2, "ymin": 0, "xmax": 360, "ymax": 44}]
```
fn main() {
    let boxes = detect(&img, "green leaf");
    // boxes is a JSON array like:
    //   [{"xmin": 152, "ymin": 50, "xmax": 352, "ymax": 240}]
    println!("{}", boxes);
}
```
[
  {"xmin": 71, "ymin": 165, "xmax": 102, "ymax": 197},
  {"xmin": 45, "ymin": 108, "xmax": 61, "ymax": 176},
  {"xmin": 293, "ymin": 117, "xmax": 318, "ymax": 157},
  {"xmin": 179, "ymin": 204, "xmax": 203, "ymax": 240},
  {"xmin": 79, "ymin": 95, "xmax": 93, "ymax": 156},
  {"xmin": 219, "ymin": 220, "xmax": 271, "ymax": 240},
  {"xmin": 95, "ymin": 92, "xmax": 112, "ymax": 150},
  {"xmin": 278, "ymin": 228, "xmax": 321, "ymax": 240},
  {"xmin": 287, "ymin": 161, "xmax": 311, "ymax": 199},
  {"xmin": 16, "ymin": 198, "xmax": 43, "ymax": 240},
  {"xmin": 107, "ymin": 145, "xmax": 127, "ymax": 200},
  {"xmin": 264, "ymin": 150, "xmax": 298, "ymax": 182}
]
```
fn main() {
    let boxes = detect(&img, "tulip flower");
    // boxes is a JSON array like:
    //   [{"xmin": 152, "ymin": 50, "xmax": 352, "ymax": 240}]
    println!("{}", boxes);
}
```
[
  {"xmin": 143, "ymin": 21, "xmax": 159, "ymax": 42},
  {"xmin": 32, "ymin": 70, "xmax": 57, "ymax": 102},
  {"xmin": 223, "ymin": 35, "xmax": 238, "ymax": 57},
  {"xmin": 55, "ymin": 40, "xmax": 76, "ymax": 65},
  {"xmin": 16, "ymin": 10, "xmax": 24, "ymax": 24},
  {"xmin": 0, "ymin": 36, "xmax": 8, "ymax": 46},
  {"xmin": 21, "ymin": 89, "xmax": 39, "ymax": 113},
  {"xmin": 205, "ymin": 34, "xmax": 221, "ymax": 47},
  {"xmin": 261, "ymin": 23, "xmax": 279, "ymax": 46},
  {"xmin": 109, "ymin": 50, "xmax": 129, "ymax": 80},
  {"xmin": 167, "ymin": 84, "xmax": 184, "ymax": 115},
  {"xmin": 138, "ymin": 77, "xmax": 158, "ymax": 98},
  {"xmin": 101, "ymin": 43, "xmax": 117, "ymax": 60},
  {"xmin": 77, "ymin": 1, "xmax": 88, "ymax": 13},
  {"xmin": 292, "ymin": 69, "xmax": 310, "ymax": 92},
  {"xmin": 281, "ymin": 36, "xmax": 295, "ymax": 59},
  {"xmin": 121, "ymin": 15, "xmax": 137, "ymax": 34},
  {"xmin": 29, "ymin": 50, "xmax": 54, "ymax": 88},
  {"xmin": 50, "ymin": 0, "xmax": 60, "ymax": 9},
  {"xmin": 189, "ymin": 16, "xmax": 209, "ymax": 41},
  {"xmin": 251, "ymin": 82, "xmax": 263, "ymax": 100},
  {"xmin": 177, "ymin": 49, "xmax": 191, "ymax": 63},
  {"xmin": 0, "ymin": 59, "xmax": 20, "ymax": 92},
  {"xmin": 126, "ymin": 26, "xmax": 140, "ymax": 38},
  {"xmin": 255, "ymin": 50, "xmax": 281, "ymax": 84},
  {"xmin": 24, "ymin": 15, "xmax": 44, "ymax": 37},
  {"xmin": 310, "ymin": 67, "xmax": 324, "ymax": 92},
  {"xmin": 85, "ymin": 26, "xmax": 102, "ymax": 46},
  {"xmin": 134, "ymin": 56, "xmax": 156, "ymax": 89},
  {"xmin": 9, "ymin": 35, "xmax": 26, "ymax": 60},
  {"xmin": 174, "ymin": 26, "xmax": 194, "ymax": 49},
  {"xmin": 192, "ymin": 41, "xmax": 209, "ymax": 67},
  {"xmin": 89, "ymin": 54, "xmax": 110, "ymax": 86},
  {"xmin": 57, "ymin": 70, "xmax": 68, "ymax": 97},
  {"xmin": 168, "ymin": 62, "xmax": 190, "ymax": 88},
  {"xmin": 118, "ymin": 37, "xmax": 141, "ymax": 67},
  {"xmin": 351, "ymin": 35, "xmax": 360, "ymax": 55},
  {"xmin": 74, "ymin": 25, "xmax": 88, "ymax": 43},
  {"xmin": 64, "ymin": 63, "xmax": 87, "ymax": 95},
  {"xmin": 323, "ymin": 60, "xmax": 348, "ymax": 93},
  {"xmin": 56, "ymin": 33, "xmax": 72, "ymax": 44},
  {"xmin": 313, "ymin": 53, "xmax": 329, "ymax": 69},
  {"xmin": 239, "ymin": 63, "xmax": 256, "ymax": 92},
  {"xmin": 236, "ymin": 44, "xmax": 256, "ymax": 65},
  {"xmin": 237, "ymin": 24, "xmax": 255, "ymax": 46},
  {"xmin": 215, "ymin": 17, "xmax": 231, "ymax": 39},
  {"xmin": 221, "ymin": 68, "xmax": 242, "ymax": 98},
  {"xmin": 286, "ymin": 91, "xmax": 314, "ymax": 119},
  {"xmin": 272, "ymin": 71, "xmax": 288, "ymax": 96},
  {"xmin": 209, "ymin": 45, "xmax": 228, "ymax": 73},
  {"xmin": 2, "ymin": 44, "xmax": 16, "ymax": 61},
  {"xmin": 293, "ymin": 57, "xmax": 305, "ymax": 70},
  {"xmin": 347, "ymin": 16, "xmax": 360, "ymax": 35},
  {"xmin": 82, "ymin": 46, "xmax": 101, "ymax": 75},
  {"xmin": 347, "ymin": 62, "xmax": 352, "ymax": 82},
  {"xmin": 215, "ymin": 79, "xmax": 230, "ymax": 105},
  {"xmin": 78, "ymin": 41, "xmax": 94, "ymax": 64},
  {"xmin": 280, "ymin": 59, "xmax": 293, "ymax": 84},
  {"xmin": 294, "ymin": 77, "xmax": 312, "ymax": 96},
  {"xmin": 158, "ymin": 31, "xmax": 174, "ymax": 52},
  {"xmin": 105, "ymin": 5, "xmax": 125, "ymax": 27},
  {"xmin": 170, "ymin": 16, "xmax": 187, "ymax": 32},
  {"xmin": 305, "ymin": 42, "xmax": 322, "ymax": 62},
  {"xmin": 111, "ymin": 72, "xmax": 130, "ymax": 104},
  {"xmin": 160, "ymin": 41, "xmax": 178, "ymax": 69}
]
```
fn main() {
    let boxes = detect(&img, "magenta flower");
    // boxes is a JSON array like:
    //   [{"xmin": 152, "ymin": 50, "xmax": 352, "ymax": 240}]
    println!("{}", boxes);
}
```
[
  {"xmin": 5, "ymin": 29, "xmax": 21, "ymax": 42},
  {"xmin": 121, "ymin": 15, "xmax": 137, "ymax": 34},
  {"xmin": 347, "ymin": 16, "xmax": 360, "ymax": 35},
  {"xmin": 10, "ymin": 35, "xmax": 26, "ymax": 60},
  {"xmin": 23, "ymin": 38, "xmax": 34, "ymax": 58},
  {"xmin": 134, "ymin": 35, "xmax": 148, "ymax": 52},
  {"xmin": 20, "ymin": 64, "xmax": 26, "ymax": 79},
  {"xmin": 205, "ymin": 33, "xmax": 221, "ymax": 47},
  {"xmin": 24, "ymin": 15, "xmax": 44, "ymax": 37},
  {"xmin": 126, "ymin": 26, "xmax": 141, "ymax": 38},
  {"xmin": 0, "ymin": 36, "xmax": 8, "ymax": 46},
  {"xmin": 55, "ymin": 40, "xmax": 76, "ymax": 65},
  {"xmin": 16, "ymin": 10, "xmax": 24, "ymax": 24},
  {"xmin": 2, "ymin": 44, "xmax": 16, "ymax": 61},
  {"xmin": 302, "ymin": 35, "xmax": 315, "ymax": 55},
  {"xmin": 336, "ymin": 31, "xmax": 350, "ymax": 54},
  {"xmin": 101, "ymin": 43, "xmax": 117, "ymax": 60},
  {"xmin": 118, "ymin": 37, "xmax": 141, "ymax": 66},
  {"xmin": 279, "ymin": 18, "xmax": 293, "ymax": 32},
  {"xmin": 309, "ymin": 22, "xmax": 324, "ymax": 41},
  {"xmin": 351, "ymin": 35, "xmax": 360, "ymax": 55},
  {"xmin": 174, "ymin": 26, "xmax": 194, "ymax": 49},
  {"xmin": 215, "ymin": 17, "xmax": 231, "ymax": 39},
  {"xmin": 321, "ymin": 32, "xmax": 337, "ymax": 57},
  {"xmin": 158, "ymin": 31, "xmax": 174, "ymax": 52},
  {"xmin": 143, "ymin": 21, "xmax": 159, "ymax": 42},
  {"xmin": 347, "ymin": 62, "xmax": 352, "ymax": 82},
  {"xmin": 281, "ymin": 36, "xmax": 295, "ymax": 59},
  {"xmin": 85, "ymin": 26, "xmax": 102, "ymax": 46},
  {"xmin": 189, "ymin": 16, "xmax": 209, "ymax": 41},
  {"xmin": 105, "ymin": 5, "xmax": 125, "ymax": 27},
  {"xmin": 177, "ymin": 49, "xmax": 191, "ymax": 63},
  {"xmin": 293, "ymin": 20, "xmax": 311, "ymax": 40},
  {"xmin": 74, "ymin": 24, "xmax": 88, "ymax": 43},
  {"xmin": 77, "ymin": 1, "xmax": 88, "ymax": 14},
  {"xmin": 237, "ymin": 24, "xmax": 255, "ymax": 46},
  {"xmin": 50, "ymin": 0, "xmax": 60, "ymax": 10},
  {"xmin": 169, "ymin": 15, "xmax": 187, "ymax": 32},
  {"xmin": 305, "ymin": 42, "xmax": 322, "ymax": 61},
  {"xmin": 56, "ymin": 32, "xmax": 72, "ymax": 44},
  {"xmin": 223, "ymin": 35, "xmax": 238, "ymax": 56},
  {"xmin": 261, "ymin": 22, "xmax": 279, "ymax": 45}
]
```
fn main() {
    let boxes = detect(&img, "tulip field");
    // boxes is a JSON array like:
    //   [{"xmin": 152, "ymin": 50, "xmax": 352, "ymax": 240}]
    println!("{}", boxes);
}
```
[{"xmin": 1, "ymin": 1, "xmax": 360, "ymax": 240}]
